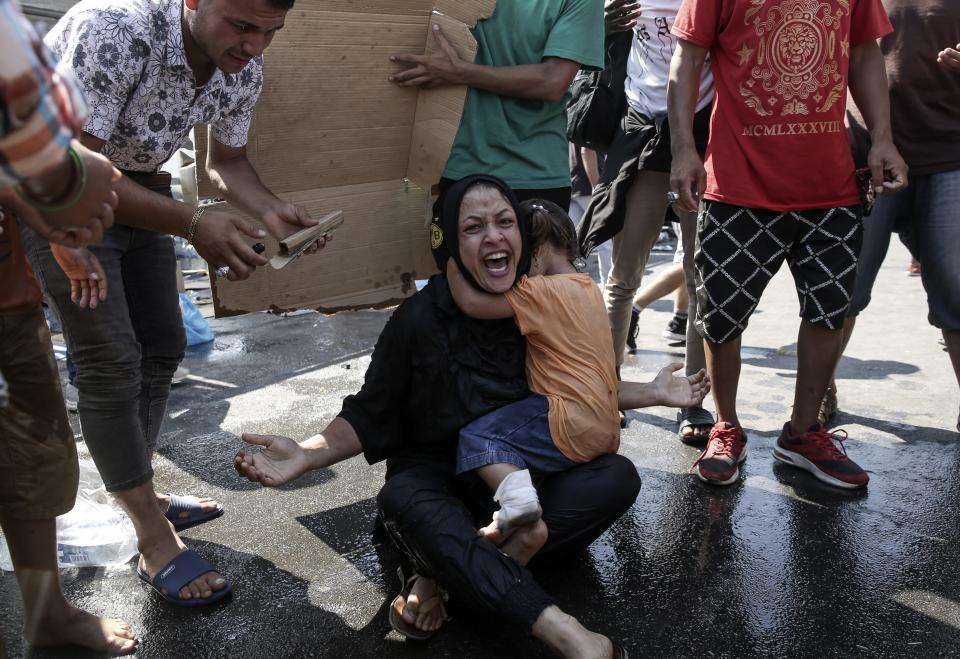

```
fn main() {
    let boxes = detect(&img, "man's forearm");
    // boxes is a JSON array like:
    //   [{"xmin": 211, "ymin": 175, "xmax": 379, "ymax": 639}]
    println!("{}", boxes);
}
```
[
  {"xmin": 302, "ymin": 417, "xmax": 364, "ymax": 471},
  {"xmin": 668, "ymin": 42, "xmax": 708, "ymax": 154},
  {"xmin": 78, "ymin": 131, "xmax": 192, "ymax": 234},
  {"xmin": 618, "ymin": 381, "xmax": 662, "ymax": 410},
  {"xmin": 446, "ymin": 261, "xmax": 513, "ymax": 319},
  {"xmin": 459, "ymin": 58, "xmax": 578, "ymax": 103},
  {"xmin": 848, "ymin": 41, "xmax": 893, "ymax": 144},
  {"xmin": 112, "ymin": 174, "xmax": 193, "ymax": 235}
]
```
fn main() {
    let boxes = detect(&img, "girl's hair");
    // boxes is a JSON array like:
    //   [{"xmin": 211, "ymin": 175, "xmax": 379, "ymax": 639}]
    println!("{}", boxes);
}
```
[{"xmin": 521, "ymin": 199, "xmax": 584, "ymax": 269}]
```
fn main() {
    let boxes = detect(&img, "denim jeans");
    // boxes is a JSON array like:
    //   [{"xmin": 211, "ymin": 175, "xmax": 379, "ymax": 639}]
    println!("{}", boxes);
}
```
[
  {"xmin": 847, "ymin": 168, "xmax": 960, "ymax": 330},
  {"xmin": 456, "ymin": 394, "xmax": 578, "ymax": 475},
  {"xmin": 22, "ymin": 203, "xmax": 185, "ymax": 492}
]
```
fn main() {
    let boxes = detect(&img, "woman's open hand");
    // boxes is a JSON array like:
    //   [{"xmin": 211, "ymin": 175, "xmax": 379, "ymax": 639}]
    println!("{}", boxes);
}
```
[
  {"xmin": 654, "ymin": 364, "xmax": 711, "ymax": 408},
  {"xmin": 235, "ymin": 433, "xmax": 310, "ymax": 487}
]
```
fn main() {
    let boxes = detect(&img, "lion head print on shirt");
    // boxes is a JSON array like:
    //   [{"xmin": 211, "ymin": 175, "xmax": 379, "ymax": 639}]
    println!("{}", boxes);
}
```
[
  {"xmin": 672, "ymin": 0, "xmax": 892, "ymax": 210},
  {"xmin": 738, "ymin": 0, "xmax": 851, "ymax": 118}
]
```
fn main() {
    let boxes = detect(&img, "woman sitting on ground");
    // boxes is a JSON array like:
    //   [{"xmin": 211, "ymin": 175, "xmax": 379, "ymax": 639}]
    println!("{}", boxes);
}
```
[
  {"xmin": 448, "ymin": 199, "xmax": 710, "ymax": 545},
  {"xmin": 234, "ymin": 175, "xmax": 633, "ymax": 659}
]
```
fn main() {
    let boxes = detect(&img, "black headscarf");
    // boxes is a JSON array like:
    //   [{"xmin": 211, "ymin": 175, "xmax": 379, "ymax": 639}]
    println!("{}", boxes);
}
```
[{"xmin": 430, "ymin": 174, "xmax": 531, "ymax": 292}]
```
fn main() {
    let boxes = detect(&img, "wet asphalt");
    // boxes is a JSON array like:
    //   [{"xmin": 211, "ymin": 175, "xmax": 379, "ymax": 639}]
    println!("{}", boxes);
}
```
[{"xmin": 2, "ymin": 240, "xmax": 959, "ymax": 659}]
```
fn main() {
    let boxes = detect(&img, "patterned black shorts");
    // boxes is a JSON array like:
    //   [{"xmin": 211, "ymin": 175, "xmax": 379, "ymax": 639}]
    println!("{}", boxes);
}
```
[{"xmin": 694, "ymin": 201, "xmax": 863, "ymax": 344}]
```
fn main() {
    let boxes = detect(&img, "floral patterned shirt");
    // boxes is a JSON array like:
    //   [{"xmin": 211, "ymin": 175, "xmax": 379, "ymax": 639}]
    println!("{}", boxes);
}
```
[{"xmin": 45, "ymin": 0, "xmax": 263, "ymax": 172}]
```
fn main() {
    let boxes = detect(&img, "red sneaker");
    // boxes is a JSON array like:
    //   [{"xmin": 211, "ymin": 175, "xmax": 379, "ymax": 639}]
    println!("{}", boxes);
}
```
[
  {"xmin": 693, "ymin": 422, "xmax": 748, "ymax": 485},
  {"xmin": 773, "ymin": 422, "xmax": 869, "ymax": 489}
]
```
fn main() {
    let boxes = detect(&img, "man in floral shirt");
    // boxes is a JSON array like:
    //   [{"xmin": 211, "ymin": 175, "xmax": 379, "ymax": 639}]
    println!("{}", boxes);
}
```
[{"xmin": 22, "ymin": 0, "xmax": 322, "ymax": 607}]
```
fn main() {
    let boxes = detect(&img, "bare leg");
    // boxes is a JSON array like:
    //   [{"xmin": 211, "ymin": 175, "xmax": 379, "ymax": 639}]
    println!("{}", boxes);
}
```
[
  {"xmin": 532, "ymin": 605, "xmax": 616, "ymax": 659},
  {"xmin": 944, "ymin": 329, "xmax": 960, "ymax": 431},
  {"xmin": 674, "ymin": 278, "xmax": 689, "ymax": 314},
  {"xmin": 791, "ymin": 320, "xmax": 844, "ymax": 433},
  {"xmin": 0, "ymin": 514, "xmax": 137, "ymax": 654},
  {"xmin": 705, "ymin": 337, "xmax": 743, "ymax": 427},
  {"xmin": 632, "ymin": 262, "xmax": 685, "ymax": 310},
  {"xmin": 679, "ymin": 210, "xmax": 705, "ymax": 378},
  {"xmin": 828, "ymin": 316, "xmax": 858, "ymax": 390},
  {"xmin": 498, "ymin": 519, "xmax": 549, "ymax": 566},
  {"xmin": 943, "ymin": 329, "xmax": 960, "ymax": 387},
  {"xmin": 116, "ymin": 481, "xmax": 226, "ymax": 601},
  {"xmin": 476, "ymin": 463, "xmax": 519, "ymax": 492}
]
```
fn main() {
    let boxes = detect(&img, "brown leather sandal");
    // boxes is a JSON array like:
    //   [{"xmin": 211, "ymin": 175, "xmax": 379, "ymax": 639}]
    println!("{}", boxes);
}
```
[{"xmin": 388, "ymin": 573, "xmax": 448, "ymax": 641}]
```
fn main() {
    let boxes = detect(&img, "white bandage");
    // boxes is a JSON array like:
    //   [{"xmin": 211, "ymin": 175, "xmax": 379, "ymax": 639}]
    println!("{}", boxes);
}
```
[{"xmin": 491, "ymin": 469, "xmax": 541, "ymax": 531}]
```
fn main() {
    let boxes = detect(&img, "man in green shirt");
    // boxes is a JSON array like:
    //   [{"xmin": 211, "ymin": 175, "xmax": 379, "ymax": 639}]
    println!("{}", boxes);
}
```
[{"xmin": 390, "ymin": 0, "xmax": 604, "ymax": 208}]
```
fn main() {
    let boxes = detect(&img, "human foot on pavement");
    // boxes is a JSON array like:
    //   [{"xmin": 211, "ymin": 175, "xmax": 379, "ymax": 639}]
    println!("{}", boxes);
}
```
[
  {"xmin": 400, "ymin": 575, "xmax": 447, "ymax": 634},
  {"xmin": 27, "ymin": 606, "xmax": 138, "ymax": 655},
  {"xmin": 138, "ymin": 535, "xmax": 227, "ymax": 601}
]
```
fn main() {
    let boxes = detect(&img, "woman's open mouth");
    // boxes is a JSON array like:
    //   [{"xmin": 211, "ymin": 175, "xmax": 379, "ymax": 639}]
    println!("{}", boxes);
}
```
[{"xmin": 483, "ymin": 251, "xmax": 511, "ymax": 275}]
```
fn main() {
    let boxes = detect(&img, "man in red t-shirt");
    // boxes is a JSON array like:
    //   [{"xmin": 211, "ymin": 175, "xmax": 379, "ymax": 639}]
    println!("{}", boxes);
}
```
[{"xmin": 667, "ymin": 0, "xmax": 908, "ymax": 489}]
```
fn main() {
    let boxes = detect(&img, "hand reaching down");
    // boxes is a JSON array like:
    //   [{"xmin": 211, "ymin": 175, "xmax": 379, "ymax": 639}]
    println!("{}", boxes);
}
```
[
  {"xmin": 234, "ymin": 433, "xmax": 311, "ymax": 487},
  {"xmin": 654, "ymin": 364, "xmax": 711, "ymax": 408},
  {"xmin": 51, "ymin": 244, "xmax": 108, "ymax": 309}
]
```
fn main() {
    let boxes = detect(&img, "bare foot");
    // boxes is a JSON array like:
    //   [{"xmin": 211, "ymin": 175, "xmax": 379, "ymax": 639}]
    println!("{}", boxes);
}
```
[
  {"xmin": 27, "ymin": 606, "xmax": 138, "ymax": 655},
  {"xmin": 138, "ymin": 532, "xmax": 227, "ymax": 601},
  {"xmin": 532, "ymin": 606, "xmax": 615, "ymax": 659},
  {"xmin": 398, "ymin": 575, "xmax": 446, "ymax": 634},
  {"xmin": 478, "ymin": 503, "xmax": 543, "ymax": 544},
  {"xmin": 499, "ymin": 519, "xmax": 548, "ymax": 567},
  {"xmin": 478, "ymin": 519, "xmax": 513, "ymax": 544},
  {"xmin": 157, "ymin": 493, "xmax": 220, "ymax": 522}
]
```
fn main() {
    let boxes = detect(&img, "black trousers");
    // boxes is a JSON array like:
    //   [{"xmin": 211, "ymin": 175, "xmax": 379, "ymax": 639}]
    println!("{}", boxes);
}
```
[{"xmin": 377, "ymin": 454, "xmax": 641, "ymax": 631}]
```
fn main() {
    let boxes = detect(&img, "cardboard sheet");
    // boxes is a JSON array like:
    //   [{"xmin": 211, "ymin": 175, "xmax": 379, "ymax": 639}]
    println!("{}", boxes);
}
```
[{"xmin": 196, "ymin": 1, "xmax": 496, "ymax": 316}]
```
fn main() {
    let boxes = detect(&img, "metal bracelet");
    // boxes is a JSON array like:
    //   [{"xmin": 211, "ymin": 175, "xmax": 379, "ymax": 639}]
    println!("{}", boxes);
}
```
[{"xmin": 186, "ymin": 206, "xmax": 205, "ymax": 244}]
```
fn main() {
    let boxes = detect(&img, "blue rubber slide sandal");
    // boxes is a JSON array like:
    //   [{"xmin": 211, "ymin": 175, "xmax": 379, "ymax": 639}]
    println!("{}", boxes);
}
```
[
  {"xmin": 164, "ymin": 494, "xmax": 224, "ymax": 530},
  {"xmin": 136, "ymin": 549, "xmax": 232, "ymax": 606}
]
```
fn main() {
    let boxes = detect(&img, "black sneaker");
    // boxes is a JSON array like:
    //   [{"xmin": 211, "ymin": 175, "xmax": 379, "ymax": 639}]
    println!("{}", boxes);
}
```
[
  {"xmin": 626, "ymin": 305, "xmax": 640, "ymax": 351},
  {"xmin": 662, "ymin": 314, "xmax": 687, "ymax": 345}
]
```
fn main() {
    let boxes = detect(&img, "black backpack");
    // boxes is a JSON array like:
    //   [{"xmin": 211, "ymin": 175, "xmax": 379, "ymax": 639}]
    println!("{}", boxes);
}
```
[{"xmin": 566, "ymin": 31, "xmax": 633, "ymax": 152}]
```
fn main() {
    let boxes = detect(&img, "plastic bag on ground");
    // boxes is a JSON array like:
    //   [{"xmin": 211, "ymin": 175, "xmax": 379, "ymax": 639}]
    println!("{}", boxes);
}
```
[
  {"xmin": 179, "ymin": 292, "xmax": 213, "ymax": 346},
  {"xmin": 0, "ymin": 459, "xmax": 138, "ymax": 570}
]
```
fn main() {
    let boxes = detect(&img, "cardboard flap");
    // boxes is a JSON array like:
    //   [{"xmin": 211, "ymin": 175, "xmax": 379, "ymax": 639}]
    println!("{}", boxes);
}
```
[
  {"xmin": 195, "ymin": 1, "xmax": 497, "ymax": 316},
  {"xmin": 209, "ymin": 180, "xmax": 435, "ymax": 316}
]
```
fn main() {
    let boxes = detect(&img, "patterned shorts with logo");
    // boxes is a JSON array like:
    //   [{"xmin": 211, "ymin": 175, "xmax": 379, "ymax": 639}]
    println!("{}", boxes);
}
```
[{"xmin": 694, "ymin": 201, "xmax": 863, "ymax": 344}]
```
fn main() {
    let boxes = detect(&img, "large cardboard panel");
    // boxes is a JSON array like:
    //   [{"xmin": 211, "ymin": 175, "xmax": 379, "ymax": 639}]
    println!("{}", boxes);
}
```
[
  {"xmin": 210, "ymin": 180, "xmax": 436, "ymax": 316},
  {"xmin": 196, "ymin": 0, "xmax": 495, "ymax": 315}
]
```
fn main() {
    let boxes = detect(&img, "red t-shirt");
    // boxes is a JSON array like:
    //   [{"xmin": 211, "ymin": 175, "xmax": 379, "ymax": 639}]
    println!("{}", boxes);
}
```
[{"xmin": 673, "ymin": 0, "xmax": 893, "ymax": 211}]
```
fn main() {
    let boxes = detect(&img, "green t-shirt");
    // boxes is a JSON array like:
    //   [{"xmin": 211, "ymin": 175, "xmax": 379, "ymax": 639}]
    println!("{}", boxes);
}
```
[{"xmin": 442, "ymin": 0, "xmax": 604, "ymax": 190}]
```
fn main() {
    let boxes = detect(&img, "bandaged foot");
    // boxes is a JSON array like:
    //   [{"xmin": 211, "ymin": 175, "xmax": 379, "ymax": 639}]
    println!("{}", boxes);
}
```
[{"xmin": 491, "ymin": 469, "xmax": 541, "ymax": 532}]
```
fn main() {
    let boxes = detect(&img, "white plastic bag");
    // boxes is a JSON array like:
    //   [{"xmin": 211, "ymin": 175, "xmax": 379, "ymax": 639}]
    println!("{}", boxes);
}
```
[{"xmin": 0, "ymin": 459, "xmax": 138, "ymax": 570}]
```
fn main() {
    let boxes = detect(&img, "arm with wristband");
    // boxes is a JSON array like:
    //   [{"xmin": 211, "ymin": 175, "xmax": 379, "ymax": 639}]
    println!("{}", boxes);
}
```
[{"xmin": 0, "ymin": 0, "xmax": 120, "ymax": 244}]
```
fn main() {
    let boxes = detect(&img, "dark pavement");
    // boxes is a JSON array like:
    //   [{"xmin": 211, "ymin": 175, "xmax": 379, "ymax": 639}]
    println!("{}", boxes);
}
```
[{"xmin": 2, "ymin": 241, "xmax": 959, "ymax": 658}]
